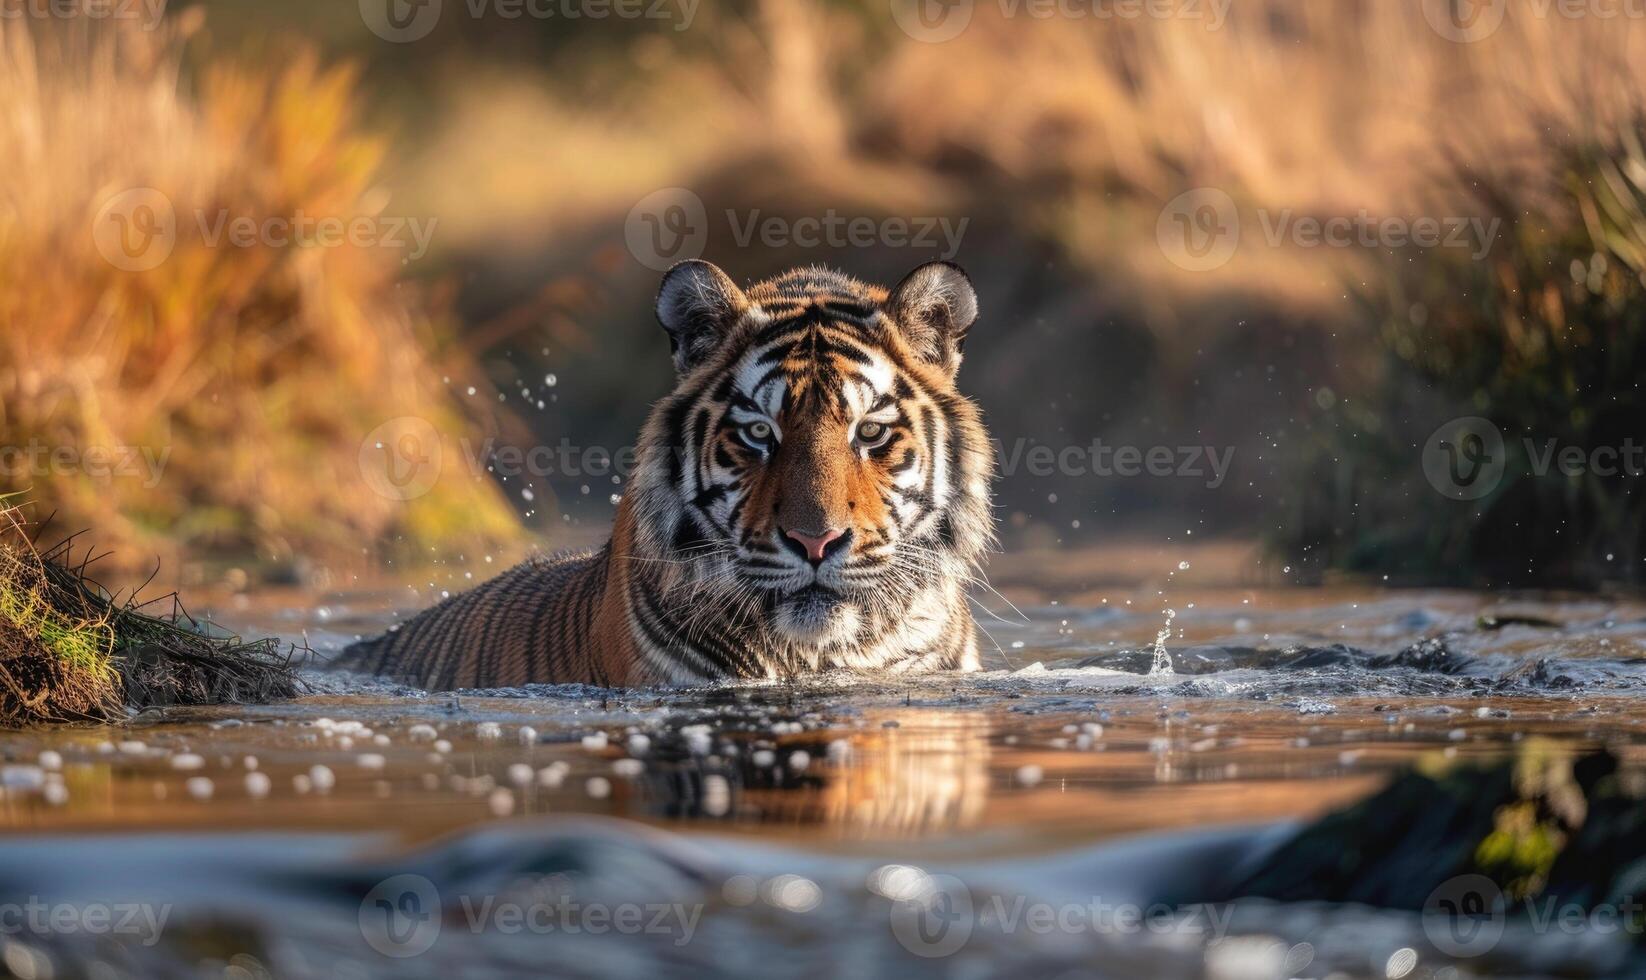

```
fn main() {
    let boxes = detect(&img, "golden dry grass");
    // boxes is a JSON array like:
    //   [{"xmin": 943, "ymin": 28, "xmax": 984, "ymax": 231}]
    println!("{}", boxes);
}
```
[{"xmin": 0, "ymin": 14, "xmax": 519, "ymax": 573}]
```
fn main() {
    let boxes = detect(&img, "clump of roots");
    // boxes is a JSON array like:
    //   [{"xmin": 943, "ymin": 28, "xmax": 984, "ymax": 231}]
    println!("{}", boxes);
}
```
[{"xmin": 0, "ymin": 503, "xmax": 303, "ymax": 727}]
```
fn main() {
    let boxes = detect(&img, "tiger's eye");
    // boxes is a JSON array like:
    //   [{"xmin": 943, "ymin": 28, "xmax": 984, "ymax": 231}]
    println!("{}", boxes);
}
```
[
  {"xmin": 857, "ymin": 422, "xmax": 884, "ymax": 441},
  {"xmin": 747, "ymin": 422, "xmax": 772, "ymax": 440}
]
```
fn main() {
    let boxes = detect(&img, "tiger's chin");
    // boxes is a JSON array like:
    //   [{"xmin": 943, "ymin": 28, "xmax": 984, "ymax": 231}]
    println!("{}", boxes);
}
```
[{"xmin": 771, "ymin": 585, "xmax": 861, "ymax": 649}]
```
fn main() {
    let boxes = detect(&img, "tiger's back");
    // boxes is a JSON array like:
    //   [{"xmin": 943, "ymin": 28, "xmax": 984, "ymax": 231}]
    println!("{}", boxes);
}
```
[{"xmin": 340, "ymin": 546, "xmax": 621, "ymax": 688}]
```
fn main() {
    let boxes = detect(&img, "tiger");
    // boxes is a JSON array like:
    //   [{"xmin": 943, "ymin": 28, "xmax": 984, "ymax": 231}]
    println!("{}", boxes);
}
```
[{"xmin": 337, "ymin": 260, "xmax": 996, "ymax": 690}]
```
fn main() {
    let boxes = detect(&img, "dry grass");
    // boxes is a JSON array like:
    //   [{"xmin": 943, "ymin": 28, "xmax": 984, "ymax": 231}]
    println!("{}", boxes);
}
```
[
  {"xmin": 0, "ymin": 14, "xmax": 520, "ymax": 573},
  {"xmin": 400, "ymin": 0, "xmax": 1646, "ymax": 309}
]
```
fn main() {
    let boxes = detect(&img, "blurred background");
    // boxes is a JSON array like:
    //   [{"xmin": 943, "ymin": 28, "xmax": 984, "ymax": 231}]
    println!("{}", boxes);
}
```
[{"xmin": 2, "ymin": 0, "xmax": 1643, "ymax": 590}]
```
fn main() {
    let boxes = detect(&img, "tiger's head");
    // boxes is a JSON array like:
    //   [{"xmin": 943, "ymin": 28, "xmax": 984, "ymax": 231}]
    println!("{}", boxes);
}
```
[{"xmin": 627, "ymin": 261, "xmax": 995, "ymax": 667}]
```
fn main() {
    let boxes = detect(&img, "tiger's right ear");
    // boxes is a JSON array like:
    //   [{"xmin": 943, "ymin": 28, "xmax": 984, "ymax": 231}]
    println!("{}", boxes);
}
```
[{"xmin": 656, "ymin": 260, "xmax": 749, "ymax": 374}]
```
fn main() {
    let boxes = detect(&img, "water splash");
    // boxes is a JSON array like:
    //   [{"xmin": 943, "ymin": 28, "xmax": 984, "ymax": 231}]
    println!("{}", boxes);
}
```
[{"xmin": 1150, "ymin": 608, "xmax": 1177, "ymax": 676}]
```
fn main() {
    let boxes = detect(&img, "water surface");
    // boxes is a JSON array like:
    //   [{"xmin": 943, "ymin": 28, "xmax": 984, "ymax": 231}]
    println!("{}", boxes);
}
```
[{"xmin": 3, "ymin": 580, "xmax": 1644, "ymax": 977}]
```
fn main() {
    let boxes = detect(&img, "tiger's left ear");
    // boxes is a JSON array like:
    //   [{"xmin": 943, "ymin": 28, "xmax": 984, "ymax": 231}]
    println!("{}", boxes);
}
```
[
  {"xmin": 656, "ymin": 260, "xmax": 750, "ymax": 374},
  {"xmin": 883, "ymin": 261, "xmax": 978, "ymax": 377}
]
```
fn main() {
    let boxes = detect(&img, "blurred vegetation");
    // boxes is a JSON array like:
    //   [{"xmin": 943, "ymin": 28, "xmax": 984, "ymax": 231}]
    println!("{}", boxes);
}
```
[
  {"xmin": 1284, "ymin": 122, "xmax": 1646, "ymax": 587},
  {"xmin": 3, "ymin": 1, "xmax": 1645, "ymax": 586},
  {"xmin": 0, "ymin": 15, "xmax": 519, "ymax": 579}
]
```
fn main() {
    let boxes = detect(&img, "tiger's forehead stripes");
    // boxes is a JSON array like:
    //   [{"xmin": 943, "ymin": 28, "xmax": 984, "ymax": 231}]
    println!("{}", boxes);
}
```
[{"xmin": 725, "ymin": 303, "xmax": 907, "ymax": 422}]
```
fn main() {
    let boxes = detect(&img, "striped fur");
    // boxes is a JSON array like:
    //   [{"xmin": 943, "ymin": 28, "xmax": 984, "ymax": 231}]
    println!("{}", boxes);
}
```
[{"xmin": 339, "ymin": 262, "xmax": 996, "ymax": 690}]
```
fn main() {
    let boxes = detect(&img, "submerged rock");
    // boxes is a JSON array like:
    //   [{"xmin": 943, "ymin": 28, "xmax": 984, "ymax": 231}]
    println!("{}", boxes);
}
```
[{"xmin": 1231, "ymin": 743, "xmax": 1646, "ymax": 926}]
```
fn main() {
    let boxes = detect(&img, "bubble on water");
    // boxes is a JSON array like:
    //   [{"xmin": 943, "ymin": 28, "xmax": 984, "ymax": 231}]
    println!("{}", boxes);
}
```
[
  {"xmin": 186, "ymin": 777, "xmax": 214, "ymax": 800},
  {"xmin": 1015, "ymin": 764, "xmax": 1044, "ymax": 787},
  {"xmin": 170, "ymin": 753, "xmax": 205, "ymax": 771},
  {"xmin": 308, "ymin": 765, "xmax": 336, "ymax": 793},
  {"xmin": 581, "ymin": 732, "xmax": 609, "ymax": 751},
  {"xmin": 357, "ymin": 754, "xmax": 386, "ymax": 770},
  {"xmin": 488, "ymin": 787, "xmax": 516, "ymax": 817},
  {"xmin": 37, "ymin": 751, "xmax": 61, "ymax": 772},
  {"xmin": 475, "ymin": 722, "xmax": 503, "ymax": 741},
  {"xmin": 788, "ymin": 751, "xmax": 811, "ymax": 772},
  {"xmin": 544, "ymin": 374, "xmax": 558, "ymax": 387},
  {"xmin": 868, "ymin": 864, "xmax": 933, "ymax": 901},
  {"xmin": 766, "ymin": 874, "xmax": 822, "ymax": 913},
  {"xmin": 703, "ymin": 774, "xmax": 731, "ymax": 816},
  {"xmin": 42, "ymin": 783, "xmax": 68, "ymax": 807},
  {"xmin": 612, "ymin": 758, "xmax": 644, "ymax": 777},
  {"xmin": 585, "ymin": 777, "xmax": 612, "ymax": 799},
  {"xmin": 723, "ymin": 874, "xmax": 758, "ymax": 906},
  {"xmin": 245, "ymin": 772, "xmax": 272, "ymax": 798},
  {"xmin": 518, "ymin": 726, "xmax": 539, "ymax": 744}
]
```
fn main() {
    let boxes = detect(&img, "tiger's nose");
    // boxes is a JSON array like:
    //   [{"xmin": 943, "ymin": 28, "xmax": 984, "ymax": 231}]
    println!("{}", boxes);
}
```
[{"xmin": 781, "ymin": 527, "xmax": 849, "ymax": 566}]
